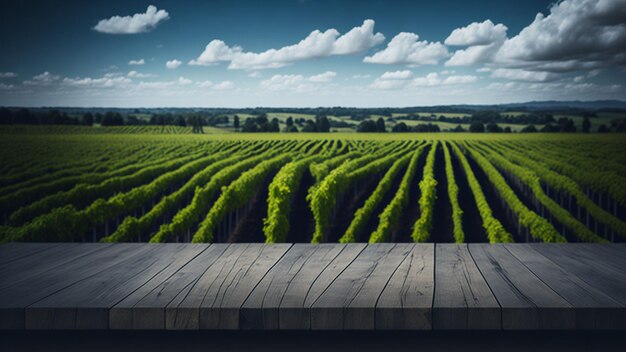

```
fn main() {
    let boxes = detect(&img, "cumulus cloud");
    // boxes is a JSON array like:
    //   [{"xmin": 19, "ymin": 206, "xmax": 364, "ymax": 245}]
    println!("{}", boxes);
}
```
[
  {"xmin": 127, "ymin": 70, "xmax": 156, "ymax": 78},
  {"xmin": 0, "ymin": 72, "xmax": 17, "ymax": 78},
  {"xmin": 308, "ymin": 71, "xmax": 337, "ymax": 82},
  {"xmin": 444, "ymin": 20, "xmax": 508, "ymax": 66},
  {"xmin": 128, "ymin": 59, "xmax": 145, "ymax": 65},
  {"xmin": 0, "ymin": 83, "xmax": 14, "ymax": 90},
  {"xmin": 411, "ymin": 72, "xmax": 477, "ymax": 87},
  {"xmin": 213, "ymin": 81, "xmax": 235, "ymax": 90},
  {"xmin": 62, "ymin": 75, "xmax": 131, "ymax": 88},
  {"xmin": 166, "ymin": 59, "xmax": 182, "ymax": 69},
  {"xmin": 189, "ymin": 20, "xmax": 384, "ymax": 69},
  {"xmin": 177, "ymin": 76, "xmax": 192, "ymax": 85},
  {"xmin": 380, "ymin": 70, "xmax": 413, "ymax": 80},
  {"xmin": 93, "ymin": 5, "xmax": 169, "ymax": 34},
  {"xmin": 445, "ymin": 20, "xmax": 508, "ymax": 46},
  {"xmin": 370, "ymin": 70, "xmax": 476, "ymax": 90},
  {"xmin": 495, "ymin": 0, "xmax": 626, "ymax": 70},
  {"xmin": 491, "ymin": 68, "xmax": 557, "ymax": 82},
  {"xmin": 363, "ymin": 32, "xmax": 449, "ymax": 66},
  {"xmin": 260, "ymin": 71, "xmax": 335, "ymax": 91},
  {"xmin": 370, "ymin": 70, "xmax": 413, "ymax": 90},
  {"xmin": 23, "ymin": 71, "xmax": 60, "ymax": 85}
]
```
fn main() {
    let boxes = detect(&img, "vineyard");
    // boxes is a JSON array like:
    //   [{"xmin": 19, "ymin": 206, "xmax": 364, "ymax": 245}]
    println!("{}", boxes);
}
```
[{"xmin": 0, "ymin": 132, "xmax": 624, "ymax": 244}]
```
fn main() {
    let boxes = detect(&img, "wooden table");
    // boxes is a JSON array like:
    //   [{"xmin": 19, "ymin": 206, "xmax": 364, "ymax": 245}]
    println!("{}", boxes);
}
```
[{"xmin": 1, "ymin": 243, "xmax": 624, "ymax": 330}]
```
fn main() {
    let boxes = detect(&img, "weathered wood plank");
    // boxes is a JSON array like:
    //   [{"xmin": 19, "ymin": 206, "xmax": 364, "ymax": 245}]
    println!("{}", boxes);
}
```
[
  {"xmin": 0, "ymin": 243, "xmax": 111, "ymax": 291},
  {"xmin": 109, "ymin": 244, "xmax": 211, "ymax": 330},
  {"xmin": 166, "ymin": 243, "xmax": 291, "ymax": 330},
  {"xmin": 433, "ymin": 244, "xmax": 500, "ymax": 330},
  {"xmin": 0, "ymin": 243, "xmax": 63, "ymax": 266},
  {"xmin": 240, "ymin": 244, "xmax": 319, "ymax": 330},
  {"xmin": 0, "ymin": 243, "xmax": 148, "ymax": 330},
  {"xmin": 505, "ymin": 244, "xmax": 626, "ymax": 330},
  {"xmin": 531, "ymin": 244, "xmax": 626, "ymax": 306},
  {"xmin": 469, "ymin": 244, "xmax": 573, "ymax": 329},
  {"xmin": 26, "ymin": 244, "xmax": 189, "ymax": 329},
  {"xmin": 376, "ymin": 243, "xmax": 434, "ymax": 330},
  {"xmin": 311, "ymin": 244, "xmax": 412, "ymax": 330},
  {"xmin": 199, "ymin": 243, "xmax": 291, "ymax": 329},
  {"xmin": 279, "ymin": 243, "xmax": 365, "ymax": 330}
]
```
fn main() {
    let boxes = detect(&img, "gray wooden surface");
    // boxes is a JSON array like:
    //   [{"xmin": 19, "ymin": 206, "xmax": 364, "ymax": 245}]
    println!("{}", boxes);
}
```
[{"xmin": 1, "ymin": 243, "xmax": 625, "ymax": 330}]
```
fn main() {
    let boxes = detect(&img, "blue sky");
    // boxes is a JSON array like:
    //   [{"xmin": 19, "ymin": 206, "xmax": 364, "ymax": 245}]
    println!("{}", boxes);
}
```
[{"xmin": 0, "ymin": 0, "xmax": 624, "ymax": 107}]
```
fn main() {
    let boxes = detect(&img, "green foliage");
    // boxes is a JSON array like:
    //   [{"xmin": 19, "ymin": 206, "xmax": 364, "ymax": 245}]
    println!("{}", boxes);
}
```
[
  {"xmin": 369, "ymin": 144, "xmax": 428, "ymax": 243},
  {"xmin": 450, "ymin": 142, "xmax": 512, "ymax": 243},
  {"xmin": 411, "ymin": 141, "xmax": 439, "ymax": 242}
]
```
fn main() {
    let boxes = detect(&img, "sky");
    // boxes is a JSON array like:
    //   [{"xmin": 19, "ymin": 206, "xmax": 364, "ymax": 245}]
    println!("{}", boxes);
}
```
[{"xmin": 0, "ymin": 0, "xmax": 625, "ymax": 107}]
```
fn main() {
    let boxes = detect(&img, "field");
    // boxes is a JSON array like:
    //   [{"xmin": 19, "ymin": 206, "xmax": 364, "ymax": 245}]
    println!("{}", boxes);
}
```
[{"xmin": 0, "ymin": 128, "xmax": 624, "ymax": 245}]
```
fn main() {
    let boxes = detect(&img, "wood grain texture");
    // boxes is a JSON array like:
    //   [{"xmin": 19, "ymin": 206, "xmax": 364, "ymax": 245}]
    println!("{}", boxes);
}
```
[
  {"xmin": 0, "ymin": 243, "xmax": 624, "ymax": 331},
  {"xmin": 469, "ymin": 244, "xmax": 573, "ymax": 330},
  {"xmin": 433, "ymin": 244, "xmax": 500, "ymax": 330}
]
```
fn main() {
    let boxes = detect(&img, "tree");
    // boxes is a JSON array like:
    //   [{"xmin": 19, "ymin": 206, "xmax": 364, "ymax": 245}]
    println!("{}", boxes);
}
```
[
  {"xmin": 453, "ymin": 125, "xmax": 465, "ymax": 133},
  {"xmin": 376, "ymin": 117, "xmax": 386, "ymax": 132},
  {"xmin": 286, "ymin": 125, "xmax": 299, "ymax": 133},
  {"xmin": 175, "ymin": 116, "xmax": 186, "ymax": 127},
  {"xmin": 269, "ymin": 118, "xmax": 280, "ymax": 132},
  {"xmin": 469, "ymin": 122, "xmax": 484, "ymax": 133},
  {"xmin": 503, "ymin": 126, "xmax": 512, "ymax": 133},
  {"xmin": 582, "ymin": 116, "xmax": 591, "ymax": 133},
  {"xmin": 302, "ymin": 120, "xmax": 318, "ymax": 132},
  {"xmin": 316, "ymin": 115, "xmax": 330, "ymax": 132},
  {"xmin": 286, "ymin": 116, "xmax": 294, "ymax": 127},
  {"xmin": 80, "ymin": 112, "xmax": 94, "ymax": 126},
  {"xmin": 486, "ymin": 122, "xmax": 502, "ymax": 133},
  {"xmin": 356, "ymin": 120, "xmax": 378, "ymax": 132},
  {"xmin": 598, "ymin": 124, "xmax": 610, "ymax": 133},
  {"xmin": 233, "ymin": 115, "xmax": 240, "ymax": 130},
  {"xmin": 391, "ymin": 122, "xmax": 408, "ymax": 132},
  {"xmin": 521, "ymin": 125, "xmax": 538, "ymax": 133},
  {"xmin": 101, "ymin": 111, "xmax": 124, "ymax": 126},
  {"xmin": 241, "ymin": 118, "xmax": 258, "ymax": 132}
]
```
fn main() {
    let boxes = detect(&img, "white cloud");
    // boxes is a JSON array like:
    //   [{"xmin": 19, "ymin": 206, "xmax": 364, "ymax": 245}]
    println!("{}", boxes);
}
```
[
  {"xmin": 370, "ymin": 70, "xmax": 414, "ymax": 90},
  {"xmin": 248, "ymin": 71, "xmax": 262, "ymax": 78},
  {"xmin": 363, "ymin": 32, "xmax": 449, "ymax": 66},
  {"xmin": 411, "ymin": 72, "xmax": 477, "ymax": 87},
  {"xmin": 177, "ymin": 76, "xmax": 192, "ymax": 85},
  {"xmin": 213, "ymin": 81, "xmax": 235, "ymax": 90},
  {"xmin": 128, "ymin": 59, "xmax": 145, "ymax": 65},
  {"xmin": 23, "ymin": 71, "xmax": 60, "ymax": 85},
  {"xmin": 445, "ymin": 20, "xmax": 508, "ymax": 46},
  {"xmin": 196, "ymin": 80, "xmax": 213, "ymax": 88},
  {"xmin": 308, "ymin": 71, "xmax": 336, "ymax": 82},
  {"xmin": 190, "ymin": 20, "xmax": 384, "ymax": 69},
  {"xmin": 188, "ymin": 40, "xmax": 243, "ymax": 66},
  {"xmin": 443, "ymin": 75, "xmax": 478, "ymax": 84},
  {"xmin": 62, "ymin": 75, "xmax": 131, "ymax": 88},
  {"xmin": 166, "ymin": 59, "xmax": 182, "ymax": 69},
  {"xmin": 332, "ymin": 19, "xmax": 385, "ymax": 55},
  {"xmin": 444, "ymin": 20, "xmax": 508, "ymax": 67},
  {"xmin": 127, "ymin": 70, "xmax": 156, "ymax": 78},
  {"xmin": 369, "ymin": 79, "xmax": 408, "ymax": 90},
  {"xmin": 370, "ymin": 70, "xmax": 476, "ymax": 90},
  {"xmin": 495, "ymin": 0, "xmax": 626, "ymax": 71},
  {"xmin": 491, "ymin": 68, "xmax": 557, "ymax": 82},
  {"xmin": 0, "ymin": 72, "xmax": 17, "ymax": 78},
  {"xmin": 0, "ymin": 83, "xmax": 14, "ymax": 90},
  {"xmin": 380, "ymin": 70, "xmax": 413, "ymax": 80},
  {"xmin": 352, "ymin": 74, "xmax": 371, "ymax": 79},
  {"xmin": 93, "ymin": 5, "xmax": 169, "ymax": 34},
  {"xmin": 260, "ymin": 71, "xmax": 334, "ymax": 91}
]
